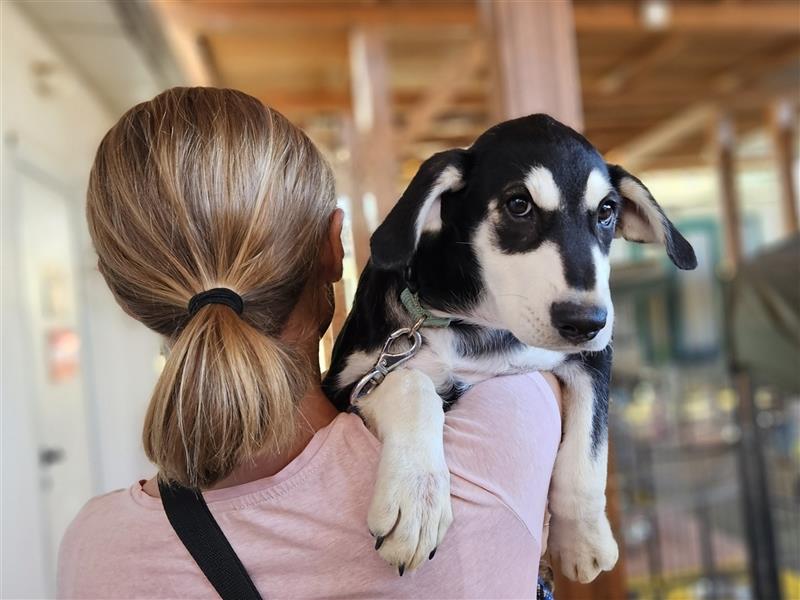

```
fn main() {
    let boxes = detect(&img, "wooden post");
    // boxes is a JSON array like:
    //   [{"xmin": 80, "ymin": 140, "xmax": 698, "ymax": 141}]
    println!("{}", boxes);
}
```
[
  {"xmin": 714, "ymin": 113, "xmax": 744, "ymax": 271},
  {"xmin": 348, "ymin": 24, "xmax": 398, "ymax": 269},
  {"xmin": 481, "ymin": 0, "xmax": 583, "ymax": 130},
  {"xmin": 769, "ymin": 99, "xmax": 799, "ymax": 237},
  {"xmin": 340, "ymin": 116, "xmax": 373, "ymax": 271}
]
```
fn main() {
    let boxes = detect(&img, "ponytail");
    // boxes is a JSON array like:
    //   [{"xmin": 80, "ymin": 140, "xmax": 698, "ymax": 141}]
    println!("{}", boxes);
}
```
[{"xmin": 143, "ymin": 304, "xmax": 311, "ymax": 488}]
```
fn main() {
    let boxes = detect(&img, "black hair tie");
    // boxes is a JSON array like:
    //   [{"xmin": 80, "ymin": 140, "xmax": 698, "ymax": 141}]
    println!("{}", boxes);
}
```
[{"xmin": 188, "ymin": 288, "xmax": 244, "ymax": 317}]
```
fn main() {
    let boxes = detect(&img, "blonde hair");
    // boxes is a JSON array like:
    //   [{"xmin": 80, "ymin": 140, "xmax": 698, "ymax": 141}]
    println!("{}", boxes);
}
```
[{"xmin": 87, "ymin": 87, "xmax": 336, "ymax": 488}]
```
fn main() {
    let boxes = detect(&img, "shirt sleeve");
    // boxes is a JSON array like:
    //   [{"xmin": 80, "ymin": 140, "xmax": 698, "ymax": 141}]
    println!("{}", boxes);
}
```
[{"xmin": 442, "ymin": 372, "xmax": 560, "ymax": 541}]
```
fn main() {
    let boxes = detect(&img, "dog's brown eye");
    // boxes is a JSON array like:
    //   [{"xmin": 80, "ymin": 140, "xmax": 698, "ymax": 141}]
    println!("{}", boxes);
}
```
[
  {"xmin": 506, "ymin": 196, "xmax": 532, "ymax": 217},
  {"xmin": 597, "ymin": 199, "xmax": 617, "ymax": 227}
]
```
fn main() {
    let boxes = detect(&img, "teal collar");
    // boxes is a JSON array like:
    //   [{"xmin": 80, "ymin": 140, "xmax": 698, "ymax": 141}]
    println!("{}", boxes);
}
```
[{"xmin": 400, "ymin": 288, "xmax": 453, "ymax": 328}]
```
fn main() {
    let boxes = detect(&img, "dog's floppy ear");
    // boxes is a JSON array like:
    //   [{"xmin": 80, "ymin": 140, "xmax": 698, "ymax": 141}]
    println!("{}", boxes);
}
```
[
  {"xmin": 371, "ymin": 149, "xmax": 469, "ymax": 271},
  {"xmin": 607, "ymin": 164, "xmax": 697, "ymax": 270}
]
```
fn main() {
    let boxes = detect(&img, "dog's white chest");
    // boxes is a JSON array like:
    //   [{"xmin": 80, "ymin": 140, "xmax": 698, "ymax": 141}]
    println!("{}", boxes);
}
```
[{"xmin": 408, "ymin": 328, "xmax": 567, "ymax": 389}]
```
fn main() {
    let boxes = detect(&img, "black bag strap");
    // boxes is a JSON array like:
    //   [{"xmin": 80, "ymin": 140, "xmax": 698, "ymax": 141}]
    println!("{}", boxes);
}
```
[{"xmin": 158, "ymin": 479, "xmax": 263, "ymax": 600}]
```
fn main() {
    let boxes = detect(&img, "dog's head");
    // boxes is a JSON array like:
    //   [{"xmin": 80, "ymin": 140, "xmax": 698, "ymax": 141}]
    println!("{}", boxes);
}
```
[{"xmin": 371, "ymin": 114, "xmax": 697, "ymax": 352}]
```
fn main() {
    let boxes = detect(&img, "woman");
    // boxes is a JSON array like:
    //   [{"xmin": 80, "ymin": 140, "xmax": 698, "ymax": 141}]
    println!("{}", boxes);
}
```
[{"xmin": 57, "ymin": 87, "xmax": 561, "ymax": 598}]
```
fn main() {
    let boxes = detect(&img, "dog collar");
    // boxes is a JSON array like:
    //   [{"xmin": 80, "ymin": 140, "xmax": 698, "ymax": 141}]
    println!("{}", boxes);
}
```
[{"xmin": 400, "ymin": 288, "xmax": 452, "ymax": 328}]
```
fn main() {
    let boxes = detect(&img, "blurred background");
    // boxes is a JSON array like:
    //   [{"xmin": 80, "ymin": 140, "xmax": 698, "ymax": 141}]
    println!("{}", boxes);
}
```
[{"xmin": 2, "ymin": 1, "xmax": 799, "ymax": 598}]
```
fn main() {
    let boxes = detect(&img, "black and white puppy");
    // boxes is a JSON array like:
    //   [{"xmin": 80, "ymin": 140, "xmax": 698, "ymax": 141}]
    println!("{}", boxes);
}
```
[{"xmin": 323, "ymin": 114, "xmax": 696, "ymax": 581}]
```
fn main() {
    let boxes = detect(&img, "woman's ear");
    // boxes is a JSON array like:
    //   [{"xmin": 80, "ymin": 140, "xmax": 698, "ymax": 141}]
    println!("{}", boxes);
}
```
[{"xmin": 320, "ymin": 208, "xmax": 344, "ymax": 282}]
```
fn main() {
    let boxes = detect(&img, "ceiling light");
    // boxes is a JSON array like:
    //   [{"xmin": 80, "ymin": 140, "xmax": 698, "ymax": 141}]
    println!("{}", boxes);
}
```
[{"xmin": 641, "ymin": 0, "xmax": 672, "ymax": 30}]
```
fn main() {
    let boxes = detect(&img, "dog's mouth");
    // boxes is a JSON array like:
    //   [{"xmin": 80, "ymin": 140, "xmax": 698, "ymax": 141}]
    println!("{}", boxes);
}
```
[{"xmin": 512, "ymin": 321, "xmax": 612, "ymax": 354}]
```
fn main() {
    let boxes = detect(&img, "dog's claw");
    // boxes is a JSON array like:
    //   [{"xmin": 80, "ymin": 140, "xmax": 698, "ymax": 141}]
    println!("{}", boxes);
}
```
[
  {"xmin": 374, "ymin": 536, "xmax": 384, "ymax": 550},
  {"xmin": 429, "ymin": 548, "xmax": 436, "ymax": 560},
  {"xmin": 398, "ymin": 564, "xmax": 405, "ymax": 577}
]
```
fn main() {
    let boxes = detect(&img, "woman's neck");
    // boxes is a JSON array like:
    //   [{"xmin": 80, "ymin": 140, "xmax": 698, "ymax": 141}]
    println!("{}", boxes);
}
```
[
  {"xmin": 210, "ymin": 384, "xmax": 338, "ymax": 489},
  {"xmin": 142, "ymin": 383, "xmax": 338, "ymax": 497}
]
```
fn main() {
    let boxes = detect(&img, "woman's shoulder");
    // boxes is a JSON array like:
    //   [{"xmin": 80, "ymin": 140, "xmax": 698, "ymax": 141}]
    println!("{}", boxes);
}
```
[
  {"xmin": 59, "ymin": 485, "xmax": 154, "ymax": 564},
  {"xmin": 443, "ymin": 372, "xmax": 561, "ymax": 536},
  {"xmin": 57, "ymin": 485, "xmax": 181, "ymax": 597},
  {"xmin": 58, "ymin": 489, "xmax": 128, "ymax": 595},
  {"xmin": 342, "ymin": 370, "xmax": 560, "ymax": 537},
  {"xmin": 61, "ymin": 488, "xmax": 133, "ymax": 546},
  {"xmin": 62, "ymin": 483, "xmax": 164, "ymax": 535},
  {"xmin": 448, "ymin": 371, "xmax": 559, "ymax": 421}
]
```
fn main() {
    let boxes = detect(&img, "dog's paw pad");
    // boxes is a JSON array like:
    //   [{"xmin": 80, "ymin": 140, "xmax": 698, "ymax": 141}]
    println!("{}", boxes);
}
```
[{"xmin": 549, "ymin": 513, "xmax": 618, "ymax": 584}]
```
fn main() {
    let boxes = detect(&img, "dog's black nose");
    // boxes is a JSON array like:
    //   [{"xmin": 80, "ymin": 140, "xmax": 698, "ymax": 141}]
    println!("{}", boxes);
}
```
[{"xmin": 551, "ymin": 302, "xmax": 607, "ymax": 343}]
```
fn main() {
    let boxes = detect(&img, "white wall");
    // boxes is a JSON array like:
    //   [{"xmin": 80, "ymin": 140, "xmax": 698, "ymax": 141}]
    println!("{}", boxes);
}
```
[{"xmin": 2, "ymin": 2, "xmax": 164, "ymax": 596}]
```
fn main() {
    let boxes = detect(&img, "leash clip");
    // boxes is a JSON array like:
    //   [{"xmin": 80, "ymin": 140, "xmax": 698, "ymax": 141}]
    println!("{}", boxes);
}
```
[{"xmin": 350, "ymin": 319, "xmax": 424, "ymax": 403}]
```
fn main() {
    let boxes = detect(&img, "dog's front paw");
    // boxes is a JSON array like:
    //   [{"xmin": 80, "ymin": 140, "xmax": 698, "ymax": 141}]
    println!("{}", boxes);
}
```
[
  {"xmin": 549, "ymin": 512, "xmax": 618, "ymax": 583},
  {"xmin": 367, "ymin": 439, "xmax": 453, "ymax": 574}
]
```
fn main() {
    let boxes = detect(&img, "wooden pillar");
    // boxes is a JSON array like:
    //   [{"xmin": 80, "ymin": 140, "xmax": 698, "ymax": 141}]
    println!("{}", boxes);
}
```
[
  {"xmin": 340, "ymin": 116, "xmax": 373, "ymax": 271},
  {"xmin": 769, "ymin": 99, "xmax": 799, "ymax": 237},
  {"xmin": 481, "ymin": 0, "xmax": 583, "ymax": 130},
  {"xmin": 714, "ymin": 113, "xmax": 744, "ymax": 271},
  {"xmin": 348, "ymin": 24, "xmax": 398, "ymax": 268}
]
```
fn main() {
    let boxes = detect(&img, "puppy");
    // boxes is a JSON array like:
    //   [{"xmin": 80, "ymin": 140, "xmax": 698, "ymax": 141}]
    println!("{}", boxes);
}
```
[{"xmin": 323, "ymin": 114, "xmax": 696, "ymax": 581}]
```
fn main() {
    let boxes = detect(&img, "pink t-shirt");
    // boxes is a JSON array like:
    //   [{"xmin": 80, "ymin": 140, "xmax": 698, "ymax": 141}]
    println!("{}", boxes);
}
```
[{"xmin": 58, "ymin": 373, "xmax": 559, "ymax": 599}]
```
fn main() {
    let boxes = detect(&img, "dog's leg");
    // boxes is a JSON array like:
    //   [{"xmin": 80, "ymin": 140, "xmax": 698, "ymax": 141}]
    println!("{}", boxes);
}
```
[
  {"xmin": 548, "ymin": 347, "xmax": 619, "ymax": 583},
  {"xmin": 354, "ymin": 367, "xmax": 453, "ymax": 573}
]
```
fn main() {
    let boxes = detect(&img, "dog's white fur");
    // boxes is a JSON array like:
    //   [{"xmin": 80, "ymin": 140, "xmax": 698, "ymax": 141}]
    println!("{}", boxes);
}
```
[
  {"xmin": 583, "ymin": 168, "xmax": 612, "ymax": 212},
  {"xmin": 617, "ymin": 176, "xmax": 666, "ymax": 244},
  {"xmin": 355, "ymin": 369, "xmax": 452, "ymax": 572},
  {"xmin": 525, "ymin": 166, "xmax": 561, "ymax": 211},
  {"xmin": 417, "ymin": 165, "xmax": 464, "ymax": 236},
  {"xmin": 547, "ymin": 360, "xmax": 618, "ymax": 583}
]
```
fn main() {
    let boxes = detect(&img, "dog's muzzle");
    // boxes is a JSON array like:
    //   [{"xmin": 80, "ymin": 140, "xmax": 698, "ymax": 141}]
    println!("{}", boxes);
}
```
[{"xmin": 550, "ymin": 301, "xmax": 607, "ymax": 344}]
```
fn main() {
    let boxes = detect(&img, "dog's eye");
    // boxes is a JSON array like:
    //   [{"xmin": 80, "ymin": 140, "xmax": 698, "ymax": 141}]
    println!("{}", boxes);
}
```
[
  {"xmin": 597, "ymin": 199, "xmax": 617, "ymax": 227},
  {"xmin": 506, "ymin": 196, "xmax": 532, "ymax": 217}
]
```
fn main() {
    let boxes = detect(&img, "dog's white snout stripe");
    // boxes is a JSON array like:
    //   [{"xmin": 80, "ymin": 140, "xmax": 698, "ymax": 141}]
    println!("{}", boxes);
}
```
[
  {"xmin": 583, "ymin": 168, "xmax": 612, "ymax": 212},
  {"xmin": 524, "ymin": 166, "xmax": 561, "ymax": 211}
]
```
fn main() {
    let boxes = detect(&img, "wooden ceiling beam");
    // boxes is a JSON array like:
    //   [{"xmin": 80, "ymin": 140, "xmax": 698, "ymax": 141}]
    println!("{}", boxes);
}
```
[
  {"xmin": 156, "ymin": 1, "xmax": 800, "ymax": 34},
  {"xmin": 587, "ymin": 35, "xmax": 685, "ymax": 95},
  {"xmin": 396, "ymin": 41, "xmax": 485, "ymax": 147},
  {"xmin": 573, "ymin": 2, "xmax": 800, "ymax": 34},
  {"xmin": 604, "ymin": 103, "xmax": 717, "ymax": 169},
  {"xmin": 634, "ymin": 153, "xmax": 787, "ymax": 174},
  {"xmin": 395, "ymin": 90, "xmax": 486, "ymax": 109},
  {"xmin": 604, "ymin": 40, "xmax": 800, "ymax": 169},
  {"xmin": 246, "ymin": 89, "xmax": 488, "ymax": 116},
  {"xmin": 154, "ymin": 2, "xmax": 480, "ymax": 31},
  {"xmin": 253, "ymin": 90, "xmax": 351, "ymax": 114}
]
